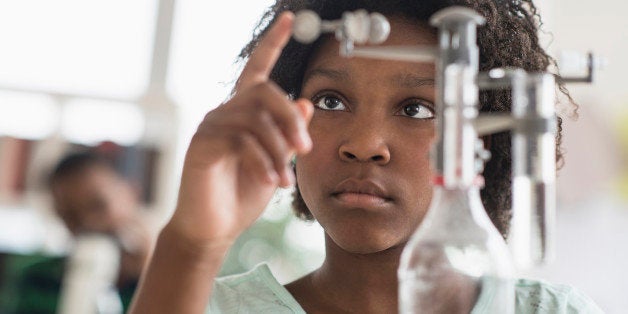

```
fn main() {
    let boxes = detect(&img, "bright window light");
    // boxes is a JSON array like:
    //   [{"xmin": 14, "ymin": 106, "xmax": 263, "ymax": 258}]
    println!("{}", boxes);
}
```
[
  {"xmin": 61, "ymin": 99, "xmax": 145, "ymax": 146},
  {"xmin": 167, "ymin": 0, "xmax": 274, "ymax": 109},
  {"xmin": 0, "ymin": 0, "xmax": 156, "ymax": 99},
  {"xmin": 0, "ymin": 90, "xmax": 58, "ymax": 139},
  {"xmin": 168, "ymin": 0, "xmax": 275, "ymax": 184}
]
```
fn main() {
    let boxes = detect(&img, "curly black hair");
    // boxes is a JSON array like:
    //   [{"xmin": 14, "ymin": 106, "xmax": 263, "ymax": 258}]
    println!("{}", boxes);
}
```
[{"xmin": 238, "ymin": 0, "xmax": 573, "ymax": 238}]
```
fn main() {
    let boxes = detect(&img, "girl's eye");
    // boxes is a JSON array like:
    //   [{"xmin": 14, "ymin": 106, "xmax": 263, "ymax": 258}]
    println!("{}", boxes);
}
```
[
  {"xmin": 313, "ymin": 95, "xmax": 347, "ymax": 111},
  {"xmin": 399, "ymin": 102, "xmax": 434, "ymax": 119}
]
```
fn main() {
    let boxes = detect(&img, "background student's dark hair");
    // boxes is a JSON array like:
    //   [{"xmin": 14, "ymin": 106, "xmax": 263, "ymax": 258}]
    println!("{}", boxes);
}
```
[
  {"xmin": 48, "ymin": 151, "xmax": 115, "ymax": 187},
  {"xmin": 238, "ymin": 0, "xmax": 575, "ymax": 238}
]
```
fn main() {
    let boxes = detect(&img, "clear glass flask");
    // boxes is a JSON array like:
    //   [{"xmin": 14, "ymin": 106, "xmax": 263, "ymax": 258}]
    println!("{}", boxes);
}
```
[{"xmin": 398, "ymin": 184, "xmax": 514, "ymax": 314}]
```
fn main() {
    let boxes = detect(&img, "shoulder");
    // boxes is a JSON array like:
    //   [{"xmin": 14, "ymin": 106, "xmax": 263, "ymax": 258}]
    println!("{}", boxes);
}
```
[
  {"xmin": 515, "ymin": 278, "xmax": 605, "ymax": 314},
  {"xmin": 207, "ymin": 264, "xmax": 305, "ymax": 314}
]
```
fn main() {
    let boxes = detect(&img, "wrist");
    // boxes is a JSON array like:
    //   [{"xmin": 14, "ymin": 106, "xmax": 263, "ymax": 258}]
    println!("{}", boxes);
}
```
[
  {"xmin": 129, "ymin": 221, "xmax": 232, "ymax": 314},
  {"xmin": 158, "ymin": 223, "xmax": 234, "ymax": 265}
]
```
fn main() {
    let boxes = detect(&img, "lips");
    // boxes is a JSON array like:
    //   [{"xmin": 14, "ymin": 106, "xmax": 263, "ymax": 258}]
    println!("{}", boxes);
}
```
[{"xmin": 332, "ymin": 178, "xmax": 393, "ymax": 208}]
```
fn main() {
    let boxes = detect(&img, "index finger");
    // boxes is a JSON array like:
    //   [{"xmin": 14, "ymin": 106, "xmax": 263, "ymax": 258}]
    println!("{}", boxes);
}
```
[{"xmin": 235, "ymin": 11, "xmax": 295, "ymax": 93}]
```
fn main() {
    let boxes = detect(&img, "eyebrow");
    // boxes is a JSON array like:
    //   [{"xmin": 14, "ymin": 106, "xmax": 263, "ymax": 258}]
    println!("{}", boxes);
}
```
[
  {"xmin": 303, "ymin": 67, "xmax": 434, "ymax": 89},
  {"xmin": 392, "ymin": 73, "xmax": 435, "ymax": 88},
  {"xmin": 303, "ymin": 68, "xmax": 349, "ymax": 85}
]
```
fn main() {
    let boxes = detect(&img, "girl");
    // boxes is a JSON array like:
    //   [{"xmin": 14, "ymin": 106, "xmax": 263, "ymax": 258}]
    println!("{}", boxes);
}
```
[{"xmin": 130, "ymin": 0, "xmax": 603, "ymax": 313}]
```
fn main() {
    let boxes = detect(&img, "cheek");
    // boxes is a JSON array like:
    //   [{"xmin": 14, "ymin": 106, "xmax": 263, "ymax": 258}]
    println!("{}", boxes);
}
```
[
  {"xmin": 294, "ymin": 116, "xmax": 341, "ymax": 210},
  {"xmin": 397, "ymin": 144, "xmax": 432, "ymax": 186},
  {"xmin": 296, "ymin": 134, "xmax": 333, "ymax": 200},
  {"xmin": 107, "ymin": 185, "xmax": 136, "ymax": 217},
  {"xmin": 392, "ymin": 126, "xmax": 436, "ymax": 207},
  {"xmin": 393, "ymin": 121, "xmax": 435, "ymax": 162}
]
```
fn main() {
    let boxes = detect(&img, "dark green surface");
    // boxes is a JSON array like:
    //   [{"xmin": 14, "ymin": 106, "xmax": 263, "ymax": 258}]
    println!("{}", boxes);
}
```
[
  {"xmin": 0, "ymin": 252, "xmax": 136, "ymax": 314},
  {"xmin": 0, "ymin": 252, "xmax": 64, "ymax": 314}
]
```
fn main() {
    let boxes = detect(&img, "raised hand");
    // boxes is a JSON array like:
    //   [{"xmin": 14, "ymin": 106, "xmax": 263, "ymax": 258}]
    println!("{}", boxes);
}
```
[{"xmin": 167, "ymin": 11, "xmax": 313, "ymax": 246}]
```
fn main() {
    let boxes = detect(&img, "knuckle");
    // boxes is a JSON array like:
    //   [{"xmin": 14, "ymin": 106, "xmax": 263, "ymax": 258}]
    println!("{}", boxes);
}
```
[
  {"xmin": 250, "ymin": 81, "xmax": 273, "ymax": 94},
  {"xmin": 229, "ymin": 132, "xmax": 252, "ymax": 152},
  {"xmin": 257, "ymin": 109, "xmax": 274, "ymax": 125},
  {"xmin": 192, "ymin": 123, "xmax": 217, "ymax": 141},
  {"xmin": 255, "ymin": 111, "xmax": 286, "ymax": 144}
]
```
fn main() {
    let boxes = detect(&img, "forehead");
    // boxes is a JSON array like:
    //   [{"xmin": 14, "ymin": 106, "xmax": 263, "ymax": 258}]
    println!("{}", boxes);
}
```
[
  {"xmin": 303, "ymin": 16, "xmax": 437, "ymax": 87},
  {"xmin": 52, "ymin": 165, "xmax": 118, "ymax": 195}
]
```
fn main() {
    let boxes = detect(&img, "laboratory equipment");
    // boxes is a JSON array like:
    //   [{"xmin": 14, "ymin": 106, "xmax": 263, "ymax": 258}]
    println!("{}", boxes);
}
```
[
  {"xmin": 292, "ymin": 6, "xmax": 596, "ymax": 313},
  {"xmin": 398, "ymin": 8, "xmax": 515, "ymax": 313}
]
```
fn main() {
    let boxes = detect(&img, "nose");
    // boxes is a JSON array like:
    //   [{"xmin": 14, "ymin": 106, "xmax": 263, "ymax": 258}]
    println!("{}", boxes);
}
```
[{"xmin": 338, "ymin": 124, "xmax": 391, "ymax": 165}]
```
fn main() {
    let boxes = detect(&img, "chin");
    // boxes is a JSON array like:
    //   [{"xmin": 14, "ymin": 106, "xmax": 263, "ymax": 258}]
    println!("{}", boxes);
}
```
[{"xmin": 324, "ymin": 221, "xmax": 410, "ymax": 255}]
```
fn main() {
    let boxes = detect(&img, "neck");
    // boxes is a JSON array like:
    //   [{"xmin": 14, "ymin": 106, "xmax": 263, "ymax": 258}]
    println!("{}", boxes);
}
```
[{"xmin": 311, "ymin": 234, "xmax": 403, "ymax": 313}]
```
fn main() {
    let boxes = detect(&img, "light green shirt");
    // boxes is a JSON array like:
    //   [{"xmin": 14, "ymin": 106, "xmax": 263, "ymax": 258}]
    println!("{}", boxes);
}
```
[{"xmin": 208, "ymin": 264, "xmax": 604, "ymax": 313}]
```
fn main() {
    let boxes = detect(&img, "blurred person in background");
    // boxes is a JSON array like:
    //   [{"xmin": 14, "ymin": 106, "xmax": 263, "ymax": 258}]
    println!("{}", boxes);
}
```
[{"xmin": 47, "ymin": 151, "xmax": 155, "ymax": 311}]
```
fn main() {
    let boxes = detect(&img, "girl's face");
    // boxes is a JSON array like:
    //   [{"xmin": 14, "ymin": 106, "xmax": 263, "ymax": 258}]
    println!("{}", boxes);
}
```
[{"xmin": 296, "ymin": 16, "xmax": 437, "ymax": 254}]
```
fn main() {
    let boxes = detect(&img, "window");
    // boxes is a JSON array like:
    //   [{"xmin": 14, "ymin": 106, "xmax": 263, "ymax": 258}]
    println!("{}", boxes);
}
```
[{"xmin": 0, "ymin": 0, "xmax": 156, "ymax": 99}]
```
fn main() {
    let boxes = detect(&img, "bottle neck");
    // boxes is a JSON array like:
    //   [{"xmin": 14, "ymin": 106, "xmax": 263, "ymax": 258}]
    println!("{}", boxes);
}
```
[
  {"xmin": 433, "ymin": 50, "xmax": 480, "ymax": 188},
  {"xmin": 422, "ymin": 182, "xmax": 495, "ymax": 235}
]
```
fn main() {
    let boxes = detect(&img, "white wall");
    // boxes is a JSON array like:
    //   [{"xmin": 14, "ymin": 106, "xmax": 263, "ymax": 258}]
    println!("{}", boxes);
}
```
[{"xmin": 522, "ymin": 1, "xmax": 628, "ymax": 313}]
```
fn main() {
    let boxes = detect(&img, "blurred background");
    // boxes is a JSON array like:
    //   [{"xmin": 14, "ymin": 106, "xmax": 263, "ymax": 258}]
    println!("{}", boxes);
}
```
[{"xmin": 0, "ymin": 0, "xmax": 625, "ymax": 313}]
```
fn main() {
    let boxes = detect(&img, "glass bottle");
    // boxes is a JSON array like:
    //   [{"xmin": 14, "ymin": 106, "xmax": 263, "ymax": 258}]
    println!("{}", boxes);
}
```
[{"xmin": 398, "ymin": 183, "xmax": 514, "ymax": 314}]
